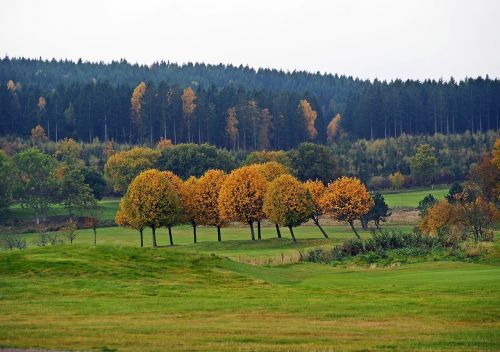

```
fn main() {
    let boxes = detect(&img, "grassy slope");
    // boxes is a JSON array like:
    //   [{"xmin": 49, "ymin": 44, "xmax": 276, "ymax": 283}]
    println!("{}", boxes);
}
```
[{"xmin": 0, "ymin": 234, "xmax": 499, "ymax": 351}]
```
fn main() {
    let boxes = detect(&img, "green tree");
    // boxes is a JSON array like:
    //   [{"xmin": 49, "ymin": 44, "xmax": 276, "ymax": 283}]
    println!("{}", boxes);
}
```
[
  {"xmin": 14, "ymin": 148, "xmax": 58, "ymax": 224},
  {"xmin": 0, "ymin": 151, "xmax": 17, "ymax": 212},
  {"xmin": 361, "ymin": 193, "xmax": 391, "ymax": 229},
  {"xmin": 410, "ymin": 144, "xmax": 438, "ymax": 185},
  {"xmin": 288, "ymin": 142, "xmax": 339, "ymax": 183},
  {"xmin": 446, "ymin": 182, "xmax": 463, "ymax": 204},
  {"xmin": 417, "ymin": 194, "xmax": 438, "ymax": 216}
]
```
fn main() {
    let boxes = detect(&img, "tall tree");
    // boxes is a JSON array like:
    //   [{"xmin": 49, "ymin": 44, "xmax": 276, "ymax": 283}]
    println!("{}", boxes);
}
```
[
  {"xmin": 298, "ymin": 99, "xmax": 317, "ymax": 140},
  {"xmin": 181, "ymin": 87, "xmax": 197, "ymax": 143},
  {"xmin": 226, "ymin": 107, "xmax": 239, "ymax": 150}
]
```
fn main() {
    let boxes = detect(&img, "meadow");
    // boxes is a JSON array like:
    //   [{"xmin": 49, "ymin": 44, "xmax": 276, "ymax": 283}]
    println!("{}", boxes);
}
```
[{"xmin": 1, "ymin": 187, "xmax": 499, "ymax": 351}]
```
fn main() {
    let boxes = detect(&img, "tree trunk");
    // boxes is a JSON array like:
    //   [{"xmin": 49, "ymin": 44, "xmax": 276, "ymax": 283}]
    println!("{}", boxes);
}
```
[
  {"xmin": 93, "ymin": 227, "xmax": 97, "ymax": 246},
  {"xmin": 288, "ymin": 226, "xmax": 297, "ymax": 243},
  {"xmin": 152, "ymin": 226, "xmax": 157, "ymax": 247},
  {"xmin": 217, "ymin": 226, "xmax": 221, "ymax": 242},
  {"xmin": 193, "ymin": 223, "xmax": 197, "ymax": 243},
  {"xmin": 275, "ymin": 223, "xmax": 281, "ymax": 239},
  {"xmin": 313, "ymin": 217, "xmax": 329, "ymax": 238},
  {"xmin": 249, "ymin": 221, "xmax": 255, "ymax": 241},
  {"xmin": 168, "ymin": 226, "xmax": 174, "ymax": 246},
  {"xmin": 349, "ymin": 221, "xmax": 361, "ymax": 240},
  {"xmin": 257, "ymin": 221, "xmax": 261, "ymax": 240},
  {"xmin": 139, "ymin": 228, "xmax": 144, "ymax": 248}
]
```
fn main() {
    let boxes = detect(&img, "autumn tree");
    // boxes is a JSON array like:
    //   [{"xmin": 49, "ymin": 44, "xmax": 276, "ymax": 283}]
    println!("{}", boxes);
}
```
[
  {"xmin": 298, "ymin": 99, "xmax": 317, "ymax": 140},
  {"xmin": 127, "ymin": 169, "xmax": 181, "ymax": 247},
  {"xmin": 326, "ymin": 114, "xmax": 345, "ymax": 144},
  {"xmin": 182, "ymin": 87, "xmax": 197, "ymax": 143},
  {"xmin": 264, "ymin": 174, "xmax": 313, "ymax": 243},
  {"xmin": 469, "ymin": 153, "xmax": 500, "ymax": 202},
  {"xmin": 37, "ymin": 96, "xmax": 46, "ymax": 128},
  {"xmin": 131, "ymin": 82, "xmax": 147, "ymax": 142},
  {"xmin": 218, "ymin": 165, "xmax": 267, "ymax": 240},
  {"xmin": 157, "ymin": 138, "xmax": 173, "ymax": 150},
  {"xmin": 182, "ymin": 176, "xmax": 201, "ymax": 243},
  {"xmin": 388, "ymin": 172, "xmax": 405, "ymax": 190},
  {"xmin": 115, "ymin": 190, "xmax": 146, "ymax": 247},
  {"xmin": 303, "ymin": 179, "xmax": 329, "ymax": 238},
  {"xmin": 243, "ymin": 150, "xmax": 291, "ymax": 167},
  {"xmin": 320, "ymin": 177, "xmax": 374, "ymax": 240},
  {"xmin": 104, "ymin": 147, "xmax": 160, "ymax": 194},
  {"xmin": 226, "ymin": 107, "xmax": 239, "ymax": 150},
  {"xmin": 31, "ymin": 125, "xmax": 47, "ymax": 144},
  {"xmin": 160, "ymin": 171, "xmax": 185, "ymax": 245},
  {"xmin": 196, "ymin": 169, "xmax": 227, "ymax": 241}
]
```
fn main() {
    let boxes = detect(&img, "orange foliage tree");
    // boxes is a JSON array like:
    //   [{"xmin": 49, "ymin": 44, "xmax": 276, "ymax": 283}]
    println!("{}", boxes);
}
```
[
  {"xmin": 263, "ymin": 174, "xmax": 314, "ymax": 242},
  {"xmin": 326, "ymin": 114, "xmax": 343, "ymax": 144},
  {"xmin": 298, "ymin": 99, "xmax": 317, "ymax": 140},
  {"xmin": 469, "ymin": 153, "xmax": 500, "ymax": 202},
  {"xmin": 196, "ymin": 169, "xmax": 228, "ymax": 241},
  {"xmin": 31, "ymin": 125, "xmax": 47, "ymax": 144},
  {"xmin": 127, "ymin": 169, "xmax": 181, "ymax": 247},
  {"xmin": 320, "ymin": 177, "xmax": 374, "ymax": 239},
  {"xmin": 131, "ymin": 82, "xmax": 146, "ymax": 128},
  {"xmin": 303, "ymin": 179, "xmax": 329, "ymax": 238},
  {"xmin": 218, "ymin": 165, "xmax": 267, "ymax": 240}
]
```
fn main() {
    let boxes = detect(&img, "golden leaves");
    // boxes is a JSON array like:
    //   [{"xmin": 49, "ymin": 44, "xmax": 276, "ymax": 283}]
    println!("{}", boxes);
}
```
[
  {"xmin": 218, "ymin": 165, "xmax": 267, "ymax": 224},
  {"xmin": 181, "ymin": 87, "xmax": 197, "ymax": 117},
  {"xmin": 131, "ymin": 82, "xmax": 146, "ymax": 125},
  {"xmin": 326, "ymin": 114, "xmax": 342, "ymax": 144},
  {"xmin": 263, "ymin": 174, "xmax": 313, "ymax": 228},
  {"xmin": 298, "ymin": 99, "xmax": 317, "ymax": 140},
  {"xmin": 195, "ymin": 169, "xmax": 228, "ymax": 227},
  {"xmin": 304, "ymin": 179, "xmax": 325, "ymax": 217},
  {"xmin": 320, "ymin": 176, "xmax": 374, "ymax": 223}
]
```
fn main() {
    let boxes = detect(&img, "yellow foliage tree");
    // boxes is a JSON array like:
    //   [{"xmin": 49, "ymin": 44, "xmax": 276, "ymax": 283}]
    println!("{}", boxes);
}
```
[
  {"xmin": 31, "ymin": 125, "xmax": 47, "ymax": 144},
  {"xmin": 115, "ymin": 190, "xmax": 146, "ymax": 247},
  {"xmin": 218, "ymin": 165, "xmax": 267, "ymax": 240},
  {"xmin": 320, "ymin": 177, "xmax": 374, "ymax": 239},
  {"xmin": 226, "ymin": 107, "xmax": 239, "ymax": 150},
  {"xmin": 298, "ymin": 99, "xmax": 317, "ymax": 140},
  {"xmin": 157, "ymin": 137, "xmax": 173, "ymax": 150},
  {"xmin": 388, "ymin": 172, "xmax": 406, "ymax": 190},
  {"xmin": 303, "ymin": 179, "xmax": 329, "ymax": 238},
  {"xmin": 160, "ymin": 170, "xmax": 185, "ymax": 245},
  {"xmin": 326, "ymin": 114, "xmax": 342, "ymax": 144},
  {"xmin": 104, "ymin": 147, "xmax": 160, "ymax": 193},
  {"xmin": 263, "ymin": 174, "xmax": 314, "ymax": 242},
  {"xmin": 254, "ymin": 161, "xmax": 291, "ymax": 182},
  {"xmin": 182, "ymin": 87, "xmax": 197, "ymax": 143},
  {"xmin": 127, "ymin": 169, "xmax": 181, "ymax": 247},
  {"xmin": 37, "ymin": 96, "xmax": 46, "ymax": 126},
  {"xmin": 196, "ymin": 169, "xmax": 228, "ymax": 241},
  {"xmin": 131, "ymin": 82, "xmax": 146, "ymax": 126}
]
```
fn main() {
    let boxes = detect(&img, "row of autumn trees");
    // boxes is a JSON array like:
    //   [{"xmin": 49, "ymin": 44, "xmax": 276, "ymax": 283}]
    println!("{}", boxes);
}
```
[
  {"xmin": 1, "ymin": 57, "xmax": 500, "ymax": 149},
  {"xmin": 116, "ymin": 162, "xmax": 377, "ymax": 247}
]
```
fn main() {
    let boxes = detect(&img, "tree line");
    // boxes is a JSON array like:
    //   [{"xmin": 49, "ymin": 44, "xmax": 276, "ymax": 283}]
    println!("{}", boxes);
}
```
[{"xmin": 1, "ymin": 57, "xmax": 499, "ymax": 149}]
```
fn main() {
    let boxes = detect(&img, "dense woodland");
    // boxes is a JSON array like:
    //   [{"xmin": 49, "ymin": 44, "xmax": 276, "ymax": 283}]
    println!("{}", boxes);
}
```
[{"xmin": 1, "ymin": 57, "xmax": 499, "ymax": 149}]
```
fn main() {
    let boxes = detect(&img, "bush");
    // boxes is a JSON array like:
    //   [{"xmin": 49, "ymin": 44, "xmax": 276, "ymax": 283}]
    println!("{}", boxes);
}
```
[{"xmin": 2, "ymin": 232, "xmax": 27, "ymax": 250}]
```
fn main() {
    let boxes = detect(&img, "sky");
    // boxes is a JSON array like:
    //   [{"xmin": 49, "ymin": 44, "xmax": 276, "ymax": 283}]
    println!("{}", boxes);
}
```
[{"xmin": 1, "ymin": 0, "xmax": 499, "ymax": 81}]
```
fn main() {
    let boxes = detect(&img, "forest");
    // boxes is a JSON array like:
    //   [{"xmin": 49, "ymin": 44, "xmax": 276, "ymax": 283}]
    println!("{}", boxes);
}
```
[{"xmin": 1, "ymin": 57, "xmax": 499, "ymax": 150}]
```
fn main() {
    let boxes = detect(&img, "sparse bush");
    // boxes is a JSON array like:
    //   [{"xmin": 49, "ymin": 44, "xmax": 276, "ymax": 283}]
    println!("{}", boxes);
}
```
[{"xmin": 2, "ymin": 232, "xmax": 27, "ymax": 250}]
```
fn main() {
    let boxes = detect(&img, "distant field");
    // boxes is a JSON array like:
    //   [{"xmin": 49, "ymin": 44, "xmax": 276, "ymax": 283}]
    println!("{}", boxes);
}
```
[
  {"xmin": 0, "ymin": 238, "xmax": 498, "ymax": 351},
  {"xmin": 382, "ymin": 187, "xmax": 448, "ymax": 208}
]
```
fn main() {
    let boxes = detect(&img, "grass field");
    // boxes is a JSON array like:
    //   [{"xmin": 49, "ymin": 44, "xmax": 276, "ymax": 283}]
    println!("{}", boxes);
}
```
[
  {"xmin": 0, "ymin": 224, "xmax": 499, "ymax": 351},
  {"xmin": 381, "ymin": 187, "xmax": 448, "ymax": 208}
]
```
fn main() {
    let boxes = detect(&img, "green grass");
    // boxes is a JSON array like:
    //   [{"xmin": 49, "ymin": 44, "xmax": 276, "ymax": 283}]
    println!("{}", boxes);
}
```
[
  {"xmin": 0, "ymin": 229, "xmax": 499, "ymax": 351},
  {"xmin": 382, "ymin": 187, "xmax": 449, "ymax": 208}
]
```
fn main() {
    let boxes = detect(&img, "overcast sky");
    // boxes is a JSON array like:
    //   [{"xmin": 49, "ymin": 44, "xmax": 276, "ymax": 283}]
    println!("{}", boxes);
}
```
[{"xmin": 1, "ymin": 0, "xmax": 499, "ymax": 80}]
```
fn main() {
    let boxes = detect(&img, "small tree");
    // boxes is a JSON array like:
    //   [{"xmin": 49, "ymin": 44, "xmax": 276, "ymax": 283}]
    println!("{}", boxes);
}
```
[
  {"xmin": 61, "ymin": 218, "xmax": 78, "ymax": 244},
  {"xmin": 218, "ymin": 166, "xmax": 267, "ymax": 240},
  {"xmin": 320, "ymin": 177, "xmax": 374, "ymax": 240},
  {"xmin": 127, "ymin": 169, "xmax": 181, "ymax": 247},
  {"xmin": 361, "ymin": 193, "xmax": 391, "ymax": 230},
  {"xmin": 263, "ymin": 175, "xmax": 314, "ymax": 243},
  {"xmin": 303, "ymin": 179, "xmax": 329, "ymax": 238},
  {"xmin": 417, "ymin": 194, "xmax": 437, "ymax": 216},
  {"xmin": 410, "ymin": 144, "xmax": 438, "ymax": 185},
  {"xmin": 196, "ymin": 169, "xmax": 228, "ymax": 241},
  {"xmin": 81, "ymin": 193, "xmax": 102, "ymax": 246},
  {"xmin": 446, "ymin": 182, "xmax": 463, "ymax": 203},
  {"xmin": 388, "ymin": 172, "xmax": 405, "ymax": 190}
]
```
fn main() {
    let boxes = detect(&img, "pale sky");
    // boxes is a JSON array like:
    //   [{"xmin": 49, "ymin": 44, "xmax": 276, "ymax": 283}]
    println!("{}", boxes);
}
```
[{"xmin": 1, "ymin": 0, "xmax": 499, "ymax": 80}]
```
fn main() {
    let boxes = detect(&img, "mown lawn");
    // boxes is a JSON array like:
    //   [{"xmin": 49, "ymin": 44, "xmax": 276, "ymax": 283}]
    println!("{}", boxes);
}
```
[{"xmin": 0, "ymin": 242, "xmax": 498, "ymax": 351}]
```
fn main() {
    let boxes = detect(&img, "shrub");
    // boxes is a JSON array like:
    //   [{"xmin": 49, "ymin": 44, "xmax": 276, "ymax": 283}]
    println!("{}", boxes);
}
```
[{"xmin": 367, "ymin": 176, "xmax": 390, "ymax": 190}]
